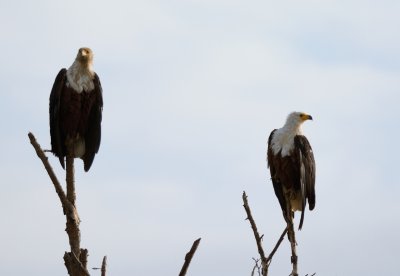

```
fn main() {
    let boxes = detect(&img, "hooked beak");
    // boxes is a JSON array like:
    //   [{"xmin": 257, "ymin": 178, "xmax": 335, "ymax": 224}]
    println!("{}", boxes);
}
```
[{"xmin": 300, "ymin": 113, "xmax": 313, "ymax": 121}]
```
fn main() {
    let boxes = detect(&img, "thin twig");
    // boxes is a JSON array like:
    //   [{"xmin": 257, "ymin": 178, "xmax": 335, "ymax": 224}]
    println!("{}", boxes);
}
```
[
  {"xmin": 92, "ymin": 255, "xmax": 107, "ymax": 275},
  {"xmin": 92, "ymin": 256, "xmax": 107, "ymax": 276},
  {"xmin": 28, "ymin": 132, "xmax": 79, "ymax": 222},
  {"xmin": 266, "ymin": 226, "xmax": 288, "ymax": 265},
  {"xmin": 101, "ymin": 256, "xmax": 107, "ymax": 276},
  {"xmin": 251, "ymin": 258, "xmax": 262, "ymax": 276},
  {"xmin": 28, "ymin": 133, "xmax": 68, "ymax": 208},
  {"xmin": 179, "ymin": 238, "xmax": 201, "ymax": 276},
  {"xmin": 242, "ymin": 191, "xmax": 268, "ymax": 274}
]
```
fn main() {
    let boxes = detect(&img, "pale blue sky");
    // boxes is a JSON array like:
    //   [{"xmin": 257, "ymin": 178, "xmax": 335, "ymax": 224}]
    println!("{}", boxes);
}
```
[{"xmin": 1, "ymin": 1, "xmax": 400, "ymax": 275}]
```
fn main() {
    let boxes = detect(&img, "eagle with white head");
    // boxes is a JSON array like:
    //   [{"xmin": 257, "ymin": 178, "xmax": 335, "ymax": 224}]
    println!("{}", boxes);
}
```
[
  {"xmin": 49, "ymin": 47, "xmax": 103, "ymax": 172},
  {"xmin": 267, "ymin": 112, "xmax": 316, "ymax": 230}
]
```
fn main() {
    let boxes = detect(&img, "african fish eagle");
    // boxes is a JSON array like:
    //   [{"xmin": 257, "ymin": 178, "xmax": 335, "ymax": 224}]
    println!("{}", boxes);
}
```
[
  {"xmin": 267, "ymin": 112, "xmax": 315, "ymax": 230},
  {"xmin": 49, "ymin": 47, "xmax": 103, "ymax": 172}
]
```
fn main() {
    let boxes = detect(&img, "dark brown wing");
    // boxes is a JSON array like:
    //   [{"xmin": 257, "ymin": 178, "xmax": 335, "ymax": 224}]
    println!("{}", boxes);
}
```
[
  {"xmin": 295, "ymin": 135, "xmax": 316, "ymax": 230},
  {"xmin": 83, "ymin": 73, "xmax": 103, "ymax": 172},
  {"xmin": 267, "ymin": 129, "xmax": 290, "ymax": 223},
  {"xmin": 49, "ymin": 68, "xmax": 67, "ymax": 169}
]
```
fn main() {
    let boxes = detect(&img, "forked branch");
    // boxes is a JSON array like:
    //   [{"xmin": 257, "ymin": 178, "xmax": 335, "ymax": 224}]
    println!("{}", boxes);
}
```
[
  {"xmin": 242, "ymin": 191, "xmax": 287, "ymax": 275},
  {"xmin": 28, "ymin": 132, "xmax": 91, "ymax": 276}
]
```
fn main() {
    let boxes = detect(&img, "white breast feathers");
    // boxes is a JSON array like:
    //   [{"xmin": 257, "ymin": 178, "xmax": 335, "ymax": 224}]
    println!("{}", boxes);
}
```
[{"xmin": 66, "ymin": 62, "xmax": 95, "ymax": 93}]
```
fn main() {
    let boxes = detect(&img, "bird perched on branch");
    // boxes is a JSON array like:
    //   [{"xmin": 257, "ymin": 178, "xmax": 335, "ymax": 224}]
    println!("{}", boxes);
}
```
[
  {"xmin": 49, "ymin": 47, "xmax": 103, "ymax": 172},
  {"xmin": 267, "ymin": 112, "xmax": 316, "ymax": 230}
]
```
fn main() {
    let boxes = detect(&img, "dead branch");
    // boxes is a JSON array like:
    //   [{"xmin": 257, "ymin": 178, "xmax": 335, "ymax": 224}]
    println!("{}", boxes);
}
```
[
  {"xmin": 285, "ymin": 199, "xmax": 298, "ymax": 276},
  {"xmin": 101, "ymin": 256, "xmax": 107, "ymax": 276},
  {"xmin": 179, "ymin": 238, "xmax": 201, "ymax": 276},
  {"xmin": 28, "ymin": 132, "xmax": 90, "ymax": 276},
  {"xmin": 92, "ymin": 255, "xmax": 107, "ymax": 274},
  {"xmin": 251, "ymin": 258, "xmax": 262, "ymax": 276},
  {"xmin": 66, "ymin": 144, "xmax": 76, "ymax": 206},
  {"xmin": 242, "ymin": 191, "xmax": 289, "ymax": 276},
  {"xmin": 64, "ymin": 251, "xmax": 90, "ymax": 276},
  {"xmin": 266, "ymin": 227, "xmax": 288, "ymax": 265},
  {"xmin": 65, "ymin": 143, "xmax": 81, "ymax": 259},
  {"xmin": 28, "ymin": 132, "xmax": 79, "ymax": 222},
  {"xmin": 79, "ymin": 249, "xmax": 89, "ymax": 271},
  {"xmin": 242, "ymin": 191, "xmax": 268, "ymax": 274}
]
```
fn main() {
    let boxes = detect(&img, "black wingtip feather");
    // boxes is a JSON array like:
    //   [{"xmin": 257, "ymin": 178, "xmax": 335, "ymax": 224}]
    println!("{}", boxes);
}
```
[
  {"xmin": 59, "ymin": 156, "xmax": 65, "ymax": 170},
  {"xmin": 83, "ymin": 154, "xmax": 95, "ymax": 172},
  {"xmin": 298, "ymin": 210, "xmax": 305, "ymax": 230}
]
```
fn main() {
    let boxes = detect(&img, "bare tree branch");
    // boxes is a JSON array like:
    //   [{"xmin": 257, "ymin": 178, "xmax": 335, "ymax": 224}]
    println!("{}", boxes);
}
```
[
  {"xmin": 243, "ymin": 191, "xmax": 289, "ymax": 276},
  {"xmin": 28, "ymin": 132, "xmax": 79, "ymax": 222},
  {"xmin": 266, "ymin": 227, "xmax": 288, "ymax": 265},
  {"xmin": 92, "ymin": 255, "xmax": 107, "ymax": 275},
  {"xmin": 101, "ymin": 256, "xmax": 107, "ymax": 276},
  {"xmin": 64, "ymin": 251, "xmax": 90, "ymax": 276},
  {"xmin": 65, "ymin": 140, "xmax": 81, "ymax": 260},
  {"xmin": 242, "ymin": 191, "xmax": 268, "ymax": 274},
  {"xmin": 79, "ymin": 249, "xmax": 89, "ymax": 271},
  {"xmin": 28, "ymin": 132, "xmax": 89, "ymax": 276},
  {"xmin": 66, "ymin": 143, "xmax": 76, "ymax": 206},
  {"xmin": 285, "ymin": 199, "xmax": 298, "ymax": 276},
  {"xmin": 179, "ymin": 238, "xmax": 201, "ymax": 276},
  {"xmin": 251, "ymin": 258, "xmax": 262, "ymax": 276}
]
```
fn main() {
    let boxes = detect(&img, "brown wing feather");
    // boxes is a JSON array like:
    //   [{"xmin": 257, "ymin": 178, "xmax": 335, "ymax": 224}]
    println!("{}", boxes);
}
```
[
  {"xmin": 49, "ymin": 68, "xmax": 67, "ymax": 169},
  {"xmin": 83, "ymin": 73, "xmax": 103, "ymax": 172},
  {"xmin": 267, "ymin": 129, "xmax": 290, "ymax": 223},
  {"xmin": 268, "ymin": 130, "xmax": 315, "ymax": 230},
  {"xmin": 295, "ymin": 135, "xmax": 316, "ymax": 230}
]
